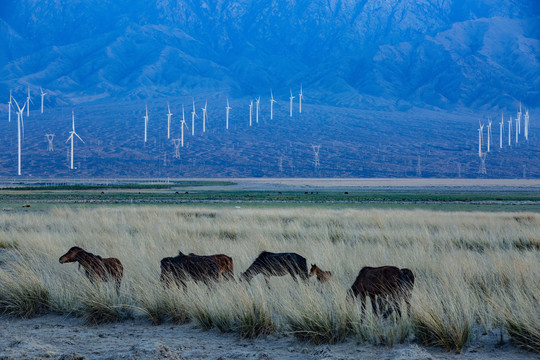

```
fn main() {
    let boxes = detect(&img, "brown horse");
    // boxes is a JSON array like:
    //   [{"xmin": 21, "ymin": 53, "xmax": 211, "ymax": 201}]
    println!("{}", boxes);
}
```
[
  {"xmin": 347, "ymin": 266, "xmax": 415, "ymax": 319},
  {"xmin": 59, "ymin": 246, "xmax": 123, "ymax": 293},
  {"xmin": 309, "ymin": 264, "xmax": 333, "ymax": 283},
  {"xmin": 160, "ymin": 251, "xmax": 220, "ymax": 288},
  {"xmin": 189, "ymin": 253, "xmax": 234, "ymax": 280},
  {"xmin": 241, "ymin": 251, "xmax": 308, "ymax": 284}
]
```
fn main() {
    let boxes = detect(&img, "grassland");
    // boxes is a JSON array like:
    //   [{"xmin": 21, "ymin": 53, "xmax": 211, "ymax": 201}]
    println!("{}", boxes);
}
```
[{"xmin": 0, "ymin": 206, "xmax": 538, "ymax": 354}]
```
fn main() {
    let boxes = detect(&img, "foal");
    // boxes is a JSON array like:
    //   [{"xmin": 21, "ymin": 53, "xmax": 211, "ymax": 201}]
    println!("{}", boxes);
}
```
[
  {"xmin": 309, "ymin": 264, "xmax": 333, "ymax": 283},
  {"xmin": 59, "ymin": 246, "xmax": 123, "ymax": 293}
]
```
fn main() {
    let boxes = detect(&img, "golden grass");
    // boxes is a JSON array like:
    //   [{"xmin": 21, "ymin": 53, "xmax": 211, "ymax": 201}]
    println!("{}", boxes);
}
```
[{"xmin": 0, "ymin": 207, "xmax": 538, "ymax": 352}]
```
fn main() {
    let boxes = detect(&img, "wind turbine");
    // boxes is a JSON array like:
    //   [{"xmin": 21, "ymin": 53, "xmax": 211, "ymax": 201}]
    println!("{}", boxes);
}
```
[
  {"xmin": 517, "ymin": 102, "xmax": 522, "ymax": 135},
  {"xmin": 226, "ymin": 97, "xmax": 231, "ymax": 130},
  {"xmin": 40, "ymin": 87, "xmax": 47, "ymax": 114},
  {"xmin": 11, "ymin": 96, "xmax": 26, "ymax": 176},
  {"xmin": 201, "ymin": 100, "xmax": 207, "ymax": 133},
  {"xmin": 508, "ymin": 116, "xmax": 512, "ymax": 146},
  {"xmin": 26, "ymin": 87, "xmax": 32, "ymax": 117},
  {"xmin": 167, "ymin": 103, "xmax": 173, "ymax": 139},
  {"xmin": 256, "ymin": 97, "xmax": 260, "ymax": 124},
  {"xmin": 289, "ymin": 89, "xmax": 294, "ymax": 117},
  {"xmin": 499, "ymin": 113, "xmax": 504, "ymax": 149},
  {"xmin": 143, "ymin": 105, "xmax": 149, "ymax": 143},
  {"xmin": 191, "ymin": 98, "xmax": 197, "ymax": 136},
  {"xmin": 180, "ymin": 105, "xmax": 189, "ymax": 147},
  {"xmin": 65, "ymin": 110, "xmax": 85, "ymax": 170},
  {"xmin": 270, "ymin": 89, "xmax": 276, "ymax": 120},
  {"xmin": 8, "ymin": 90, "xmax": 12, "ymax": 122},
  {"xmin": 478, "ymin": 122, "xmax": 484, "ymax": 157},
  {"xmin": 515, "ymin": 114, "xmax": 519, "ymax": 144},
  {"xmin": 524, "ymin": 109, "xmax": 529, "ymax": 141},
  {"xmin": 249, "ymin": 100, "xmax": 253, "ymax": 126},
  {"xmin": 299, "ymin": 84, "xmax": 303, "ymax": 114},
  {"xmin": 487, "ymin": 118, "xmax": 492, "ymax": 152}
]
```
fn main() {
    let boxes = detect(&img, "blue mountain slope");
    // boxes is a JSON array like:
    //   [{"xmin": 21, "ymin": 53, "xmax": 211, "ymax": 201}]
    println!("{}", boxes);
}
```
[{"xmin": 1, "ymin": 0, "xmax": 539, "ymax": 109}]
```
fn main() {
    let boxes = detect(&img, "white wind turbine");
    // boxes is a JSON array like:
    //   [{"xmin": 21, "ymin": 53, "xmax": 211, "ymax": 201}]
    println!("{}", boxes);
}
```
[
  {"xmin": 143, "ymin": 105, "xmax": 149, "ymax": 143},
  {"xmin": 508, "ymin": 116, "xmax": 512, "ymax": 146},
  {"xmin": 167, "ymin": 103, "xmax": 173, "ymax": 140},
  {"xmin": 289, "ymin": 89, "xmax": 294, "ymax": 117},
  {"xmin": 191, "ymin": 98, "xmax": 197, "ymax": 136},
  {"xmin": 40, "ymin": 87, "xmax": 47, "ymax": 114},
  {"xmin": 299, "ymin": 84, "xmax": 303, "ymax": 113},
  {"xmin": 487, "ymin": 118, "xmax": 492, "ymax": 152},
  {"xmin": 226, "ymin": 97, "xmax": 231, "ymax": 129},
  {"xmin": 270, "ymin": 89, "xmax": 276, "ymax": 120},
  {"xmin": 256, "ymin": 97, "xmax": 260, "ymax": 124},
  {"xmin": 478, "ymin": 122, "xmax": 484, "ymax": 157},
  {"xmin": 524, "ymin": 109, "xmax": 529, "ymax": 141},
  {"xmin": 499, "ymin": 113, "xmax": 504, "ymax": 149},
  {"xmin": 11, "ymin": 96, "xmax": 26, "ymax": 176},
  {"xmin": 249, "ymin": 100, "xmax": 253, "ymax": 126},
  {"xmin": 66, "ymin": 110, "xmax": 85, "ymax": 170},
  {"xmin": 515, "ymin": 115, "xmax": 519, "ymax": 144},
  {"xmin": 180, "ymin": 105, "xmax": 189, "ymax": 147},
  {"xmin": 26, "ymin": 87, "xmax": 32, "ymax": 117},
  {"xmin": 517, "ymin": 102, "xmax": 522, "ymax": 135},
  {"xmin": 8, "ymin": 90, "xmax": 12, "ymax": 122},
  {"xmin": 201, "ymin": 100, "xmax": 208, "ymax": 133}
]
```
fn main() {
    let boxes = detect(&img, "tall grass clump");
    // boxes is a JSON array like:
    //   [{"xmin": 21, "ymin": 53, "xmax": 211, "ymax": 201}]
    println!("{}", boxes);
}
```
[{"xmin": 0, "ymin": 264, "xmax": 49, "ymax": 318}]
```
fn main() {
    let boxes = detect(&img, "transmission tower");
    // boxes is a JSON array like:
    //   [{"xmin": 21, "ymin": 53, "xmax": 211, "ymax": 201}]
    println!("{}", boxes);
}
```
[
  {"xmin": 45, "ymin": 134, "xmax": 55, "ymax": 152},
  {"xmin": 312, "ymin": 145, "xmax": 321, "ymax": 169},
  {"xmin": 478, "ymin": 153, "xmax": 487, "ymax": 175},
  {"xmin": 173, "ymin": 139, "xmax": 181, "ymax": 159},
  {"xmin": 416, "ymin": 156, "xmax": 422, "ymax": 177},
  {"xmin": 278, "ymin": 156, "xmax": 283, "ymax": 173}
]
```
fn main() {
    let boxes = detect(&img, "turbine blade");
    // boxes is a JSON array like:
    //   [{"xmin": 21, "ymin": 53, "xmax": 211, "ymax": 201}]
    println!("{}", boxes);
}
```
[
  {"xmin": 66, "ymin": 134, "xmax": 73, "ymax": 143},
  {"xmin": 74, "ymin": 132, "xmax": 85, "ymax": 144}
]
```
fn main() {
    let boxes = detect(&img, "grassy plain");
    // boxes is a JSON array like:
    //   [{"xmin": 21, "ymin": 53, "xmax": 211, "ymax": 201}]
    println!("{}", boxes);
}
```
[{"xmin": 0, "ymin": 205, "xmax": 538, "ymax": 353}]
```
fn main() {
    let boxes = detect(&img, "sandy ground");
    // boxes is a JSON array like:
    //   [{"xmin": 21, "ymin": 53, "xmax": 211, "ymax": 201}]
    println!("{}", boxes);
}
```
[{"xmin": 0, "ymin": 315, "xmax": 537, "ymax": 360}]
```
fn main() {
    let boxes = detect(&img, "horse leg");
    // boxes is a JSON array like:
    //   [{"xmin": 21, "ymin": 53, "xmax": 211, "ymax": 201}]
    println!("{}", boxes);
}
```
[
  {"xmin": 115, "ymin": 277, "xmax": 121, "ymax": 295},
  {"xmin": 370, "ymin": 294, "xmax": 378, "ymax": 317},
  {"xmin": 360, "ymin": 295, "xmax": 366, "ymax": 322}
]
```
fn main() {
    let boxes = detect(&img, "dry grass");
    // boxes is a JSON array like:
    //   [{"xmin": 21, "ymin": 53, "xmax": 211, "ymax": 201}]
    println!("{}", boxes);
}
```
[{"xmin": 0, "ymin": 207, "xmax": 538, "ymax": 352}]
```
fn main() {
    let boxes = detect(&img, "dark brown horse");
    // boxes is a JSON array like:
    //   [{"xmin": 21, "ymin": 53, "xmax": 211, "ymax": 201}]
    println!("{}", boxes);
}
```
[
  {"xmin": 347, "ymin": 266, "xmax": 415, "ymax": 319},
  {"xmin": 189, "ymin": 253, "xmax": 234, "ymax": 280},
  {"xmin": 241, "ymin": 251, "xmax": 308, "ymax": 284},
  {"xmin": 309, "ymin": 264, "xmax": 333, "ymax": 283},
  {"xmin": 160, "ymin": 251, "xmax": 220, "ymax": 288},
  {"xmin": 59, "ymin": 246, "xmax": 123, "ymax": 293}
]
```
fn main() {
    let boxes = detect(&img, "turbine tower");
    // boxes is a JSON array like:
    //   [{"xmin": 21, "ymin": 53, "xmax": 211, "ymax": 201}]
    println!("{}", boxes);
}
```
[
  {"xmin": 201, "ymin": 100, "xmax": 207, "ymax": 133},
  {"xmin": 487, "ymin": 118, "xmax": 492, "ymax": 153},
  {"xmin": 65, "ymin": 110, "xmax": 85, "ymax": 170},
  {"xmin": 45, "ymin": 134, "xmax": 55, "ymax": 152},
  {"xmin": 299, "ymin": 84, "xmax": 303, "ymax": 114},
  {"xmin": 515, "ymin": 115, "xmax": 519, "ymax": 144},
  {"xmin": 508, "ymin": 116, "xmax": 512, "ymax": 146},
  {"xmin": 524, "ymin": 109, "xmax": 529, "ymax": 141},
  {"xmin": 180, "ymin": 105, "xmax": 189, "ymax": 147},
  {"xmin": 249, "ymin": 100, "xmax": 253, "ymax": 126},
  {"xmin": 40, "ymin": 87, "xmax": 47, "ymax": 114},
  {"xmin": 143, "ymin": 105, "xmax": 149, "ymax": 143},
  {"xmin": 226, "ymin": 97, "xmax": 231, "ymax": 130},
  {"xmin": 256, "ymin": 97, "xmax": 260, "ymax": 124},
  {"xmin": 26, "ymin": 87, "xmax": 32, "ymax": 117},
  {"xmin": 499, "ymin": 114, "xmax": 504, "ymax": 149},
  {"xmin": 8, "ymin": 90, "xmax": 12, "ymax": 122},
  {"xmin": 191, "ymin": 98, "xmax": 197, "ymax": 136},
  {"xmin": 478, "ymin": 122, "xmax": 484, "ymax": 157},
  {"xmin": 167, "ymin": 103, "xmax": 173, "ymax": 139},
  {"xmin": 289, "ymin": 89, "xmax": 294, "ymax": 117},
  {"xmin": 270, "ymin": 89, "xmax": 276, "ymax": 120},
  {"xmin": 517, "ymin": 102, "xmax": 522, "ymax": 135},
  {"xmin": 11, "ymin": 96, "xmax": 27, "ymax": 176}
]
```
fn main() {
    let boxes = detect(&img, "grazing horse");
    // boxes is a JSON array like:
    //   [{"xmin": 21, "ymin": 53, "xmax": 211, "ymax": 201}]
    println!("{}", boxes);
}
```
[
  {"xmin": 241, "ymin": 251, "xmax": 308, "ymax": 284},
  {"xmin": 160, "ymin": 251, "xmax": 220, "ymax": 288},
  {"xmin": 309, "ymin": 264, "xmax": 333, "ymax": 283},
  {"xmin": 59, "ymin": 246, "xmax": 123, "ymax": 293},
  {"xmin": 189, "ymin": 253, "xmax": 234, "ymax": 280},
  {"xmin": 347, "ymin": 266, "xmax": 415, "ymax": 319}
]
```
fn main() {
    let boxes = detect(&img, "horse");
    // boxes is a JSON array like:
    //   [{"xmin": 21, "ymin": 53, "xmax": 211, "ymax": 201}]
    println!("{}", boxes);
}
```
[
  {"xmin": 346, "ymin": 266, "xmax": 414, "ymax": 319},
  {"xmin": 189, "ymin": 253, "xmax": 234, "ymax": 280},
  {"xmin": 160, "ymin": 251, "xmax": 220, "ymax": 288},
  {"xmin": 241, "ymin": 251, "xmax": 308, "ymax": 284},
  {"xmin": 309, "ymin": 264, "xmax": 333, "ymax": 283},
  {"xmin": 59, "ymin": 246, "xmax": 123, "ymax": 294}
]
